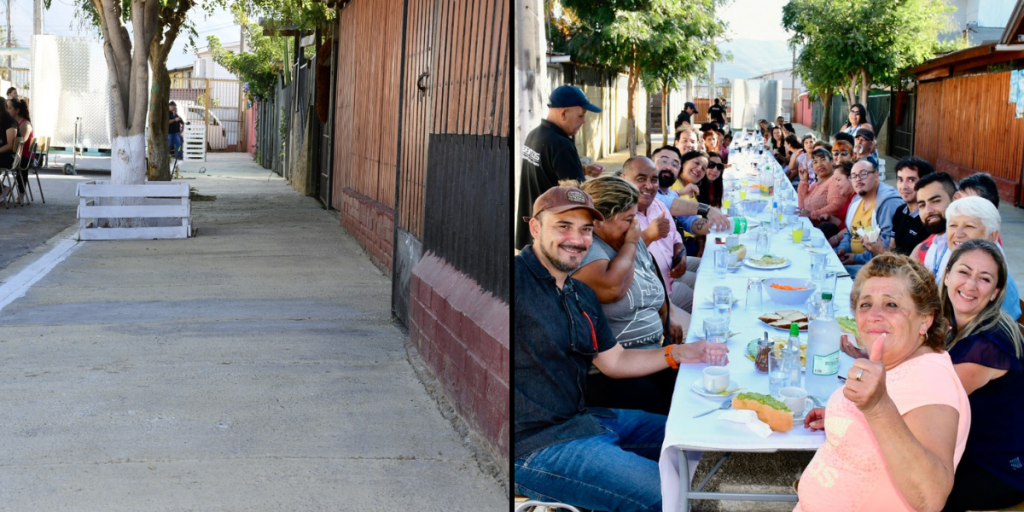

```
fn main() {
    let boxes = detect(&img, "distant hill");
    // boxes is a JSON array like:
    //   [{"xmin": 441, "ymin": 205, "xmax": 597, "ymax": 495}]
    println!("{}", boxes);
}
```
[{"xmin": 713, "ymin": 39, "xmax": 795, "ymax": 81}]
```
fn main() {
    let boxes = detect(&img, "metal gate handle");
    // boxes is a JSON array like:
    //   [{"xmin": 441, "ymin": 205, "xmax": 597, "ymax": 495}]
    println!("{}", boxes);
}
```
[{"xmin": 417, "ymin": 72, "xmax": 430, "ymax": 91}]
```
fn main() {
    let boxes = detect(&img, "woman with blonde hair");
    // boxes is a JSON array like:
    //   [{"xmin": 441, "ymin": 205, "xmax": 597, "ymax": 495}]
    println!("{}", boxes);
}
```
[
  {"xmin": 939, "ymin": 239, "xmax": 1024, "ymax": 511},
  {"xmin": 572, "ymin": 176, "xmax": 719, "ymax": 415}
]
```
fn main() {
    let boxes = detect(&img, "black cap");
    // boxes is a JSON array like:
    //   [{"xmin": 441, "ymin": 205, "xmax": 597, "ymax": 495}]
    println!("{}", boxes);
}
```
[
  {"xmin": 855, "ymin": 128, "xmax": 875, "ymax": 142},
  {"xmin": 548, "ymin": 85, "xmax": 602, "ymax": 112},
  {"xmin": 685, "ymin": 101, "xmax": 698, "ymax": 114}
]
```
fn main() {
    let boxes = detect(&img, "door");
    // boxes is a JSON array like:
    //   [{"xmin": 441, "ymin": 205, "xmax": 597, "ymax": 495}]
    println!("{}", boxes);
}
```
[{"xmin": 318, "ymin": 37, "xmax": 337, "ymax": 207}]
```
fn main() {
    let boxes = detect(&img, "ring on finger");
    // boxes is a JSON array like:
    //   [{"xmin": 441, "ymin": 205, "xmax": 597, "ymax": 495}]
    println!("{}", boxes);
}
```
[{"xmin": 855, "ymin": 368, "xmax": 864, "ymax": 381}]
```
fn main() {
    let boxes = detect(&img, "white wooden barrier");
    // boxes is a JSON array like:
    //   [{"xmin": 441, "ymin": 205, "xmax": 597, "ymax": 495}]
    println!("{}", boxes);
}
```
[
  {"xmin": 76, "ymin": 180, "xmax": 192, "ymax": 240},
  {"xmin": 183, "ymin": 124, "xmax": 206, "ymax": 162}
]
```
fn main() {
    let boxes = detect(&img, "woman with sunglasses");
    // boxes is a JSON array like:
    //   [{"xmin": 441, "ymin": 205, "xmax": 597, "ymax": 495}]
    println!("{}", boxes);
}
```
[
  {"xmin": 831, "ymin": 140, "xmax": 856, "ymax": 166},
  {"xmin": 841, "ymin": 103, "xmax": 874, "ymax": 136},
  {"xmin": 698, "ymin": 152, "xmax": 724, "ymax": 209}
]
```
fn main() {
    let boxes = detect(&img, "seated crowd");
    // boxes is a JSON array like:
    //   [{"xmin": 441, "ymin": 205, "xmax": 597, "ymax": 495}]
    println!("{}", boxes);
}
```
[
  {"xmin": 0, "ymin": 88, "xmax": 33, "ymax": 204},
  {"xmin": 515, "ymin": 103, "xmax": 1024, "ymax": 511}
]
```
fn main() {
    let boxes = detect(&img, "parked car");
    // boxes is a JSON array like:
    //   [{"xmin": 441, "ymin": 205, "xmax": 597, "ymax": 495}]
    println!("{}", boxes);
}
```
[{"xmin": 176, "ymin": 101, "xmax": 228, "ymax": 150}]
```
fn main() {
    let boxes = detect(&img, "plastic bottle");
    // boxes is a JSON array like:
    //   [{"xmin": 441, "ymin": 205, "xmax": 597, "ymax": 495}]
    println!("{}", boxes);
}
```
[
  {"xmin": 786, "ymin": 323, "xmax": 803, "ymax": 388},
  {"xmin": 760, "ymin": 167, "xmax": 773, "ymax": 197},
  {"xmin": 805, "ymin": 292, "xmax": 842, "ymax": 401},
  {"xmin": 770, "ymin": 200, "xmax": 780, "ymax": 233}
]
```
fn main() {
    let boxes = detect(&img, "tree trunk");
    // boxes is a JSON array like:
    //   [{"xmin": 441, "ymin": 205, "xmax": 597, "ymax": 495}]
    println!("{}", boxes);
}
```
[
  {"xmin": 147, "ymin": 55, "xmax": 171, "ymax": 181},
  {"xmin": 821, "ymin": 90, "xmax": 832, "ymax": 136},
  {"xmin": 859, "ymin": 69, "xmax": 869, "ymax": 108},
  {"xmin": 644, "ymin": 89, "xmax": 651, "ymax": 157},
  {"xmin": 627, "ymin": 64, "xmax": 637, "ymax": 157},
  {"xmin": 661, "ymin": 83, "xmax": 669, "ymax": 144}
]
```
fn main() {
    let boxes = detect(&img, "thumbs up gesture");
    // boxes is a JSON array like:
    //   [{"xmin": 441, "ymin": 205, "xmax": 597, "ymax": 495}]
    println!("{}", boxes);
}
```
[
  {"xmin": 643, "ymin": 211, "xmax": 671, "ymax": 243},
  {"xmin": 843, "ymin": 334, "xmax": 890, "ymax": 415}
]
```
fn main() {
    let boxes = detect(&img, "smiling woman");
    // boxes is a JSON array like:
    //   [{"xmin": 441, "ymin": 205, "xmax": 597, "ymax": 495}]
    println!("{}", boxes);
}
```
[{"xmin": 796, "ymin": 254, "xmax": 971, "ymax": 512}]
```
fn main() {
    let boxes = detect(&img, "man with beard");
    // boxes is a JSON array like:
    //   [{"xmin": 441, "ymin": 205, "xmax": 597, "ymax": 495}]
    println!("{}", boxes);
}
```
[
  {"xmin": 909, "ymin": 172, "xmax": 958, "ymax": 279},
  {"xmin": 862, "ymin": 157, "xmax": 934, "ymax": 256},
  {"xmin": 621, "ymin": 156, "xmax": 698, "ymax": 317},
  {"xmin": 516, "ymin": 85, "xmax": 605, "ymax": 250},
  {"xmin": 835, "ymin": 158, "xmax": 903, "ymax": 276},
  {"xmin": 514, "ymin": 185, "xmax": 726, "ymax": 511}
]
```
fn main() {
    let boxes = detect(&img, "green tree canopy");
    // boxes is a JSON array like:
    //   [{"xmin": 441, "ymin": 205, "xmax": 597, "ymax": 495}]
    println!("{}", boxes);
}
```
[{"xmin": 554, "ymin": 0, "xmax": 727, "ymax": 155}]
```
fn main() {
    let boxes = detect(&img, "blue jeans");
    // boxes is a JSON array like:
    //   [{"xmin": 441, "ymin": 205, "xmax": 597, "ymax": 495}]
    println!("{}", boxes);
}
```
[
  {"xmin": 514, "ymin": 409, "xmax": 666, "ymax": 512},
  {"xmin": 168, "ymin": 133, "xmax": 182, "ymax": 159}
]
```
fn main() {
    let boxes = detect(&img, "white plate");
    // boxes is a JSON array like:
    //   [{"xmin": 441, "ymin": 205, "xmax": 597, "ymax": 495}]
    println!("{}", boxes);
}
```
[
  {"xmin": 743, "ymin": 257, "xmax": 791, "ymax": 270},
  {"xmin": 691, "ymin": 378, "xmax": 743, "ymax": 399},
  {"xmin": 758, "ymin": 319, "xmax": 809, "ymax": 332}
]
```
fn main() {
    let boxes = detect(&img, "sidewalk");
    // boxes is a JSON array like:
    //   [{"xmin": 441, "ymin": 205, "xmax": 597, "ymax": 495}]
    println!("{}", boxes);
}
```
[{"xmin": 0, "ymin": 154, "xmax": 505, "ymax": 509}]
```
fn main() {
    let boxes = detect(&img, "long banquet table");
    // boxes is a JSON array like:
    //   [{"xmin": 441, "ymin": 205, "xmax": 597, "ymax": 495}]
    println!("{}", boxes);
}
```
[{"xmin": 659, "ymin": 142, "xmax": 858, "ymax": 511}]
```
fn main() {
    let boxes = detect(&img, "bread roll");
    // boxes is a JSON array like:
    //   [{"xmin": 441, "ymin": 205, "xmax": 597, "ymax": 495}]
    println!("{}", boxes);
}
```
[{"xmin": 732, "ymin": 392, "xmax": 794, "ymax": 432}]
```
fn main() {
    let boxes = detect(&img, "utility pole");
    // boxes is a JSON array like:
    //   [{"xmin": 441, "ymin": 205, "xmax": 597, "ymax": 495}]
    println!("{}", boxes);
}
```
[
  {"xmin": 33, "ymin": 0, "xmax": 42, "ymax": 36},
  {"xmin": 6, "ymin": 0, "xmax": 12, "ymax": 70}
]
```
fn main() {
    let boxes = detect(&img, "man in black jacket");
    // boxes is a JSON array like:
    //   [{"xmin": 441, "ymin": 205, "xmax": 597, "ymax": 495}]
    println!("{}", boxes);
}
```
[{"xmin": 516, "ymin": 85, "xmax": 604, "ymax": 250}]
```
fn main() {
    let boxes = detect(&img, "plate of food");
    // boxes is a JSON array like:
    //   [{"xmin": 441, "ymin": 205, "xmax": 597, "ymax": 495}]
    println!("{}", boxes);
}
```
[
  {"xmin": 758, "ymin": 310, "xmax": 809, "ymax": 331},
  {"xmin": 743, "ymin": 254, "xmax": 791, "ymax": 270}
]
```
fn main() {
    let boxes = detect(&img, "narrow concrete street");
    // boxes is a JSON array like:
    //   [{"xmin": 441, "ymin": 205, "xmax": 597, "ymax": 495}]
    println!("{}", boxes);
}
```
[{"xmin": 0, "ymin": 155, "xmax": 505, "ymax": 510}]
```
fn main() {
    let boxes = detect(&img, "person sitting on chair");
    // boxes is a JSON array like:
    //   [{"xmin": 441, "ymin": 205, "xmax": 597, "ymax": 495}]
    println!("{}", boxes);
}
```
[
  {"xmin": 7, "ymin": 98, "xmax": 32, "ymax": 203},
  {"xmin": 0, "ymin": 99, "xmax": 21, "ymax": 202}
]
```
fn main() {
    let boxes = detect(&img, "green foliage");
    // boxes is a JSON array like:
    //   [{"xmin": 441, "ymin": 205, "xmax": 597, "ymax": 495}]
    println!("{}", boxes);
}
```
[
  {"xmin": 784, "ymin": 0, "xmax": 956, "ymax": 98},
  {"xmin": 556, "ymin": 0, "xmax": 728, "ymax": 89},
  {"xmin": 207, "ymin": 11, "xmax": 280, "ymax": 102},
  {"xmin": 247, "ymin": 0, "xmax": 335, "ymax": 31}
]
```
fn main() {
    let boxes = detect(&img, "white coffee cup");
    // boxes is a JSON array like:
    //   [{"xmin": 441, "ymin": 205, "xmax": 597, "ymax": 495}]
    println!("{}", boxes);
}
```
[
  {"xmin": 779, "ymin": 387, "xmax": 808, "ymax": 416},
  {"xmin": 810, "ymin": 234, "xmax": 826, "ymax": 248},
  {"xmin": 703, "ymin": 367, "xmax": 730, "ymax": 393}
]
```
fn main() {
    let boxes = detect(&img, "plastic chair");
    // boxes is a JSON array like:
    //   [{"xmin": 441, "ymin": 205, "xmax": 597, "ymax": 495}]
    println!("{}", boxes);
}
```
[
  {"xmin": 514, "ymin": 495, "xmax": 581, "ymax": 512},
  {"xmin": 1, "ymin": 140, "xmax": 24, "ymax": 208},
  {"xmin": 16, "ymin": 139, "xmax": 42, "ymax": 204}
]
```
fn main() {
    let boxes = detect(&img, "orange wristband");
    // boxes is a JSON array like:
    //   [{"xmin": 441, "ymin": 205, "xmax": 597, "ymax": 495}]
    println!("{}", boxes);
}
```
[{"xmin": 665, "ymin": 346, "xmax": 679, "ymax": 370}]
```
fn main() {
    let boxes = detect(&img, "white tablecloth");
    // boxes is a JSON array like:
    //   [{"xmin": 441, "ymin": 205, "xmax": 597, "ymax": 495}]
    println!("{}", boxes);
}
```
[{"xmin": 659, "ymin": 147, "xmax": 857, "ymax": 511}]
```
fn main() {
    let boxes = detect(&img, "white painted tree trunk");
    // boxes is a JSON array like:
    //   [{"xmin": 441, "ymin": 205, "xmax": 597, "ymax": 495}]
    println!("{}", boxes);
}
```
[{"xmin": 108, "ymin": 133, "xmax": 147, "ymax": 227}]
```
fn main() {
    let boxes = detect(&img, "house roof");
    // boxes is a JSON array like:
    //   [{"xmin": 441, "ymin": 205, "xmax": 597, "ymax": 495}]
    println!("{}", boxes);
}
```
[{"xmin": 1002, "ymin": 0, "xmax": 1024, "ymax": 45}]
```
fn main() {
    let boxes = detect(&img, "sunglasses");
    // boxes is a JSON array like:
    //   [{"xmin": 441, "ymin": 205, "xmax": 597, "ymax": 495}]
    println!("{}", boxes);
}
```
[
  {"xmin": 708, "ymin": 163, "xmax": 724, "ymax": 170},
  {"xmin": 832, "ymin": 150, "xmax": 851, "ymax": 156},
  {"xmin": 850, "ymin": 110, "xmax": 862, "ymax": 115}
]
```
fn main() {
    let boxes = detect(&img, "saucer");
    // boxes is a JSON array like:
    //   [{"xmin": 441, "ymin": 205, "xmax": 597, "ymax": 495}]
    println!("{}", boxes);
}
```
[{"xmin": 691, "ymin": 378, "xmax": 742, "ymax": 399}]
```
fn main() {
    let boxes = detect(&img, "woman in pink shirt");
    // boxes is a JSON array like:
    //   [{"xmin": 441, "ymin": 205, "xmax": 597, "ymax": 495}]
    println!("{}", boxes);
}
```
[
  {"xmin": 796, "ymin": 254, "xmax": 971, "ymax": 512},
  {"xmin": 796, "ymin": 148, "xmax": 847, "ymax": 222}
]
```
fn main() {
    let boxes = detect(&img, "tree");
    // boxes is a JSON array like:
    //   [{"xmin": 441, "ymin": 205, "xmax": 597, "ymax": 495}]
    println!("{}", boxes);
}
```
[
  {"xmin": 784, "ymin": 0, "xmax": 957, "ymax": 113},
  {"xmin": 557, "ymin": 0, "xmax": 727, "ymax": 157},
  {"xmin": 207, "ymin": 11, "xmax": 285, "ymax": 104},
  {"xmin": 55, "ymin": 0, "xmax": 225, "ymax": 181}
]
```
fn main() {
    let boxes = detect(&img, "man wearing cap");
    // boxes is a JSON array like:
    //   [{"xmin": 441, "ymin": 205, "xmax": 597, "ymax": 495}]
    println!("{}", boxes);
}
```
[
  {"xmin": 514, "ymin": 185, "xmax": 726, "ymax": 512},
  {"xmin": 853, "ymin": 127, "xmax": 879, "ymax": 167},
  {"xmin": 674, "ymin": 101, "xmax": 698, "ymax": 130},
  {"xmin": 516, "ymin": 85, "xmax": 606, "ymax": 250}
]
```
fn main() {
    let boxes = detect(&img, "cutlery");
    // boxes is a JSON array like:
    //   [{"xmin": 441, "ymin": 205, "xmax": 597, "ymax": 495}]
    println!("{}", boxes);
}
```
[
  {"xmin": 809, "ymin": 395, "xmax": 825, "ymax": 408},
  {"xmin": 693, "ymin": 400, "xmax": 733, "ymax": 418}
]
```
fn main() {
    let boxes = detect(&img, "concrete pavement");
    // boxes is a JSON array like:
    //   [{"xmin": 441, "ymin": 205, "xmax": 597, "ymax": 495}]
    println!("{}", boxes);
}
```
[{"xmin": 0, "ymin": 154, "xmax": 505, "ymax": 510}]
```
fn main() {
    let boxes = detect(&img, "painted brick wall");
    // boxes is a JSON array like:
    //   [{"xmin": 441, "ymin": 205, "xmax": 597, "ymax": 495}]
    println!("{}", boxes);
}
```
[
  {"xmin": 339, "ymin": 187, "xmax": 394, "ymax": 275},
  {"xmin": 408, "ymin": 253, "xmax": 509, "ymax": 468}
]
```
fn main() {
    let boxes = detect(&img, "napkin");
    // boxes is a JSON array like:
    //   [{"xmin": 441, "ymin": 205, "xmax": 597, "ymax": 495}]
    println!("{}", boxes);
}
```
[
  {"xmin": 718, "ymin": 409, "xmax": 774, "ymax": 438},
  {"xmin": 856, "ymin": 226, "xmax": 880, "ymax": 243}
]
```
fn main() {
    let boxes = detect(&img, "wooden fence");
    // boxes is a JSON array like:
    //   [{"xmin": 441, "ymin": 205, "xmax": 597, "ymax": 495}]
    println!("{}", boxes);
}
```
[
  {"xmin": 331, "ymin": 0, "xmax": 403, "ymax": 212},
  {"xmin": 914, "ymin": 71, "xmax": 1024, "ymax": 204}
]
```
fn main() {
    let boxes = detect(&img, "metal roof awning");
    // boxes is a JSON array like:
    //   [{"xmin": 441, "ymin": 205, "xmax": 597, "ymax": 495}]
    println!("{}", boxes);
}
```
[{"xmin": 0, "ymin": 47, "xmax": 30, "ymax": 56}]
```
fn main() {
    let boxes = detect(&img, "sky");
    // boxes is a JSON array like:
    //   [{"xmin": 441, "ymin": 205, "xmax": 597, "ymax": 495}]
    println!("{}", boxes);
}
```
[
  {"xmin": 714, "ymin": 0, "xmax": 796, "ymax": 80},
  {"xmin": 5, "ymin": 0, "xmax": 241, "ymax": 69}
]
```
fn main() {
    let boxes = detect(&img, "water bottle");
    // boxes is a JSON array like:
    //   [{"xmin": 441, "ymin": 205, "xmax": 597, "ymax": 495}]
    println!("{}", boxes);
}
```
[
  {"xmin": 770, "ymin": 201, "xmax": 780, "ymax": 233},
  {"xmin": 760, "ymin": 170, "xmax": 773, "ymax": 198},
  {"xmin": 805, "ymin": 293, "xmax": 842, "ymax": 401},
  {"xmin": 786, "ymin": 323, "xmax": 803, "ymax": 388}
]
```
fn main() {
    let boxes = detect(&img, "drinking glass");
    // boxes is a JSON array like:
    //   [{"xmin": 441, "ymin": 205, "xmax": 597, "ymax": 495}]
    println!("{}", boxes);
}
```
[
  {"xmin": 704, "ymin": 316, "xmax": 729, "ymax": 366},
  {"xmin": 714, "ymin": 249, "xmax": 729, "ymax": 278},
  {"xmin": 810, "ymin": 252, "xmax": 827, "ymax": 282},
  {"xmin": 756, "ymin": 230, "xmax": 771, "ymax": 255},
  {"xmin": 791, "ymin": 226, "xmax": 804, "ymax": 243},
  {"xmin": 746, "ymin": 278, "xmax": 763, "ymax": 311},
  {"xmin": 822, "ymin": 270, "xmax": 838, "ymax": 296},
  {"xmin": 713, "ymin": 286, "xmax": 733, "ymax": 326},
  {"xmin": 768, "ymin": 348, "xmax": 788, "ymax": 397}
]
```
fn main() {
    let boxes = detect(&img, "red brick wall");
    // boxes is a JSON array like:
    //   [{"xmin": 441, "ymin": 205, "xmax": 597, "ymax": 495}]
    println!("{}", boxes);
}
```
[
  {"xmin": 339, "ymin": 187, "xmax": 394, "ymax": 275},
  {"xmin": 408, "ymin": 253, "xmax": 509, "ymax": 467},
  {"xmin": 935, "ymin": 160, "xmax": 1019, "ymax": 205}
]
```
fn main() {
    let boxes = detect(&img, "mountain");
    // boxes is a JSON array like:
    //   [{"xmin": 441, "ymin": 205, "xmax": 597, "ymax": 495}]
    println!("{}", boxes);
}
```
[{"xmin": 713, "ymin": 39, "xmax": 795, "ymax": 81}]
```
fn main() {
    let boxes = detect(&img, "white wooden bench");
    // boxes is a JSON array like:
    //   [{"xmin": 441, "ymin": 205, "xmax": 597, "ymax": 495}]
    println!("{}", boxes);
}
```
[{"xmin": 76, "ymin": 180, "xmax": 192, "ymax": 240}]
